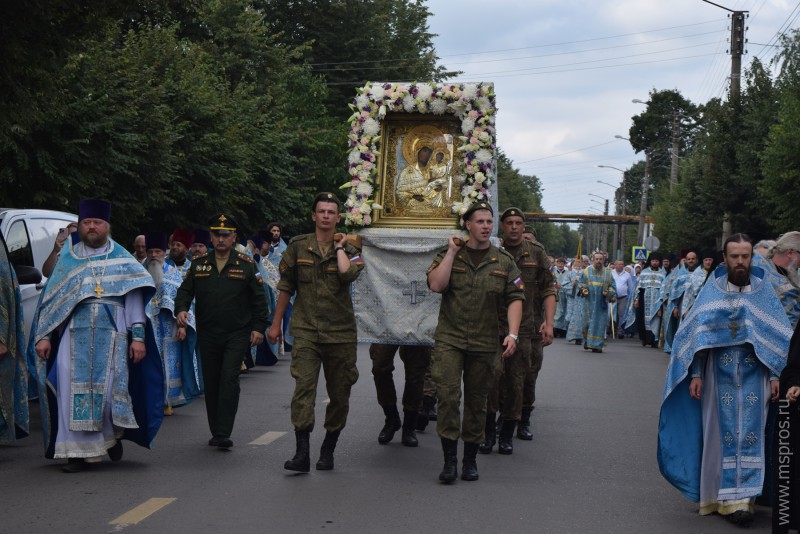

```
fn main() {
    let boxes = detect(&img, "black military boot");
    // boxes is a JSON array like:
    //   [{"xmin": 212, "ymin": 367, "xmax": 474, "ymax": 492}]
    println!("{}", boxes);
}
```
[
  {"xmin": 461, "ymin": 442, "xmax": 480, "ymax": 481},
  {"xmin": 479, "ymin": 412, "xmax": 496, "ymax": 454},
  {"xmin": 284, "ymin": 429, "xmax": 310, "ymax": 473},
  {"xmin": 498, "ymin": 420, "xmax": 516, "ymax": 455},
  {"xmin": 401, "ymin": 411, "xmax": 419, "ymax": 447},
  {"xmin": 426, "ymin": 395, "xmax": 438, "ymax": 421},
  {"xmin": 378, "ymin": 405, "xmax": 402, "ymax": 444},
  {"xmin": 438, "ymin": 438, "xmax": 458, "ymax": 484},
  {"xmin": 517, "ymin": 407, "xmax": 533, "ymax": 440},
  {"xmin": 315, "ymin": 430, "xmax": 340, "ymax": 471}
]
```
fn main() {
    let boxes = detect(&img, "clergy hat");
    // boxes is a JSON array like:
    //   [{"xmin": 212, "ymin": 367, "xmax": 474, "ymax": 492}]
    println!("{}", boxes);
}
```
[
  {"xmin": 171, "ymin": 227, "xmax": 195, "ymax": 248},
  {"xmin": 78, "ymin": 199, "xmax": 111, "ymax": 222},
  {"xmin": 700, "ymin": 248, "xmax": 715, "ymax": 259},
  {"xmin": 193, "ymin": 228, "xmax": 211, "ymax": 246},
  {"xmin": 208, "ymin": 213, "xmax": 239, "ymax": 235},
  {"xmin": 500, "ymin": 207, "xmax": 524, "ymax": 221},
  {"xmin": 250, "ymin": 235, "xmax": 265, "ymax": 250},
  {"xmin": 312, "ymin": 192, "xmax": 341, "ymax": 211},
  {"xmin": 461, "ymin": 201, "xmax": 493, "ymax": 222},
  {"xmin": 144, "ymin": 231, "xmax": 169, "ymax": 252}
]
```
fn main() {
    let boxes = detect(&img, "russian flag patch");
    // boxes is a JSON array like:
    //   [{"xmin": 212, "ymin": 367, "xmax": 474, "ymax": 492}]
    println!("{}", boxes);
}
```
[
  {"xmin": 513, "ymin": 276, "xmax": 524, "ymax": 289},
  {"xmin": 351, "ymin": 255, "xmax": 364, "ymax": 265}
]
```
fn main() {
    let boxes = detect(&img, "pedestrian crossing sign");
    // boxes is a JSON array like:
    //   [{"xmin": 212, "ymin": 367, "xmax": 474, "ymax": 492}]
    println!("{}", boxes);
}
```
[{"xmin": 632, "ymin": 246, "xmax": 648, "ymax": 261}]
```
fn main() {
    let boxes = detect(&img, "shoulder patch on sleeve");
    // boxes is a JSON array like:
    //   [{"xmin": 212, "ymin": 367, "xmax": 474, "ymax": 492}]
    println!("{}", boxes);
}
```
[{"xmin": 279, "ymin": 259, "xmax": 289, "ymax": 274}]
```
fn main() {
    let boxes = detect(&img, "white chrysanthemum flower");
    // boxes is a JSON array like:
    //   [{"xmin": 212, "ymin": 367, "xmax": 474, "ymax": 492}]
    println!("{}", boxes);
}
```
[
  {"xmin": 356, "ymin": 181, "xmax": 374, "ymax": 197},
  {"xmin": 371, "ymin": 85, "xmax": 385, "ymax": 101},
  {"xmin": 474, "ymin": 96, "xmax": 491, "ymax": 111},
  {"xmin": 474, "ymin": 148, "xmax": 492, "ymax": 164},
  {"xmin": 345, "ymin": 197, "xmax": 356, "ymax": 208},
  {"xmin": 356, "ymin": 95, "xmax": 370, "ymax": 109},
  {"xmin": 348, "ymin": 150, "xmax": 362, "ymax": 165},
  {"xmin": 362, "ymin": 118, "xmax": 380, "ymax": 137},
  {"xmin": 461, "ymin": 118, "xmax": 475, "ymax": 135},
  {"xmin": 430, "ymin": 99, "xmax": 448, "ymax": 115},
  {"xmin": 462, "ymin": 83, "xmax": 478, "ymax": 100},
  {"xmin": 416, "ymin": 83, "xmax": 433, "ymax": 101},
  {"xmin": 402, "ymin": 95, "xmax": 416, "ymax": 112}
]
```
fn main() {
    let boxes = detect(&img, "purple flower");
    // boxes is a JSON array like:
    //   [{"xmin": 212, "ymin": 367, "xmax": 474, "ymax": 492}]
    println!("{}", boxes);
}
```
[{"xmin": 466, "ymin": 151, "xmax": 476, "ymax": 159}]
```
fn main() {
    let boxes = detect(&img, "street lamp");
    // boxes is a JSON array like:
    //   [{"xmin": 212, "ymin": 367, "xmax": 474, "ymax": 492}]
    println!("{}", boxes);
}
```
[
  {"xmin": 597, "ymin": 180, "xmax": 617, "ymax": 189},
  {"xmin": 615, "ymin": 133, "xmax": 651, "ymax": 246}
]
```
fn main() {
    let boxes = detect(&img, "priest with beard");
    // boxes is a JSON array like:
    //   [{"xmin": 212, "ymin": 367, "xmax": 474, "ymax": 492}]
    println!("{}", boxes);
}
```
[
  {"xmin": 626, "ymin": 252, "xmax": 664, "ymax": 348},
  {"xmin": 658, "ymin": 234, "xmax": 793, "ymax": 526},
  {"xmin": 144, "ymin": 232, "xmax": 201, "ymax": 415},
  {"xmin": 30, "ymin": 199, "xmax": 163, "ymax": 473},
  {"xmin": 754, "ymin": 231, "xmax": 800, "ymax": 329}
]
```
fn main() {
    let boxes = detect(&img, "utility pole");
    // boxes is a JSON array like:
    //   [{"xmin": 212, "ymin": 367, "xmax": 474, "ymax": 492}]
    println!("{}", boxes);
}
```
[
  {"xmin": 636, "ymin": 149, "xmax": 651, "ymax": 246},
  {"xmin": 702, "ymin": 0, "xmax": 747, "ymax": 244},
  {"xmin": 620, "ymin": 172, "xmax": 626, "ymax": 259},
  {"xmin": 670, "ymin": 113, "xmax": 679, "ymax": 191}
]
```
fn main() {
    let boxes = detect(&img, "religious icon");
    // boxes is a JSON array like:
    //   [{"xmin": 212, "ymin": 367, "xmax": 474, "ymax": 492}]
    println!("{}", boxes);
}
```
[{"xmin": 373, "ymin": 114, "xmax": 461, "ymax": 227}]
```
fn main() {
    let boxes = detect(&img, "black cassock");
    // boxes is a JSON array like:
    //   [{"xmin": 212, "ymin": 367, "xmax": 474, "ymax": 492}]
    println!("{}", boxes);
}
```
[{"xmin": 773, "ymin": 320, "xmax": 800, "ymax": 532}]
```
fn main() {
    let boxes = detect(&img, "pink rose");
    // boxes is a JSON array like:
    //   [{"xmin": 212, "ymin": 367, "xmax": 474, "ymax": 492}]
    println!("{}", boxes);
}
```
[{"xmin": 468, "ymin": 110, "xmax": 479, "ymax": 120}]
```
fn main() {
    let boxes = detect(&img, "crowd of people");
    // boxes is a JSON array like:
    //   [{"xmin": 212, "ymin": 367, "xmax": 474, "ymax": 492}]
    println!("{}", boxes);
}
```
[{"xmin": 1, "ymin": 194, "xmax": 800, "ymax": 527}]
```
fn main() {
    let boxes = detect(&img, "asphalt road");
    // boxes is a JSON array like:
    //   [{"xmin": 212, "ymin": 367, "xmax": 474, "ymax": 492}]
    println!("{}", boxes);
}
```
[{"xmin": 1, "ymin": 337, "xmax": 775, "ymax": 533}]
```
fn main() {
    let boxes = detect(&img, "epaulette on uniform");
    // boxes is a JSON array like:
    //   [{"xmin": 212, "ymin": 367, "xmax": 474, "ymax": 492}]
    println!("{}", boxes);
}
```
[
  {"xmin": 497, "ymin": 247, "xmax": 516, "ymax": 261},
  {"xmin": 194, "ymin": 252, "xmax": 209, "ymax": 260},
  {"xmin": 237, "ymin": 252, "xmax": 254, "ymax": 263},
  {"xmin": 288, "ymin": 234, "xmax": 308, "ymax": 245}
]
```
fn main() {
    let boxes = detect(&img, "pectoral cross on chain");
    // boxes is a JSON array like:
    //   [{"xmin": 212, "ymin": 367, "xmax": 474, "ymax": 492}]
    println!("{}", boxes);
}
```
[
  {"xmin": 93, "ymin": 281, "xmax": 104, "ymax": 298},
  {"xmin": 729, "ymin": 320, "xmax": 739, "ymax": 339}
]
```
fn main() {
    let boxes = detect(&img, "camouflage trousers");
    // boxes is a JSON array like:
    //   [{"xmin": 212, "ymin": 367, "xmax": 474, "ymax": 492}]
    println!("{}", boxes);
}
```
[
  {"xmin": 431, "ymin": 341, "xmax": 496, "ymax": 444},
  {"xmin": 289, "ymin": 338, "xmax": 358, "ymax": 433},
  {"xmin": 487, "ymin": 335, "xmax": 532, "ymax": 420},
  {"xmin": 370, "ymin": 344, "xmax": 431, "ymax": 412},
  {"xmin": 522, "ymin": 338, "xmax": 544, "ymax": 411}
]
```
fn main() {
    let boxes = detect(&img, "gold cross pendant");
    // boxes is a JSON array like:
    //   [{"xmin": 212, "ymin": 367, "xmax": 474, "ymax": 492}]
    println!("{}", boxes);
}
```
[
  {"xmin": 94, "ymin": 281, "xmax": 104, "ymax": 298},
  {"xmin": 729, "ymin": 320, "xmax": 739, "ymax": 339}
]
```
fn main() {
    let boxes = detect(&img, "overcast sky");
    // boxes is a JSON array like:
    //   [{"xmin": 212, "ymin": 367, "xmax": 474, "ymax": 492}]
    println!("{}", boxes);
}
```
[{"xmin": 425, "ymin": 0, "xmax": 798, "ymax": 215}]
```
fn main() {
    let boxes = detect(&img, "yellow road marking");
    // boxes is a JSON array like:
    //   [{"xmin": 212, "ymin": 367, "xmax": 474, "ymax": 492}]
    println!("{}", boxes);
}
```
[
  {"xmin": 110, "ymin": 498, "xmax": 176, "ymax": 526},
  {"xmin": 249, "ymin": 431, "xmax": 287, "ymax": 445}
]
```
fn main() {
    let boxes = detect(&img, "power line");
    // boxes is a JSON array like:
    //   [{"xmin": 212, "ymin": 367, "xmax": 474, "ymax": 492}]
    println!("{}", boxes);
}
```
[
  {"xmin": 306, "ymin": 19, "xmax": 725, "ymax": 67},
  {"xmin": 311, "ymin": 30, "xmax": 726, "ymax": 73}
]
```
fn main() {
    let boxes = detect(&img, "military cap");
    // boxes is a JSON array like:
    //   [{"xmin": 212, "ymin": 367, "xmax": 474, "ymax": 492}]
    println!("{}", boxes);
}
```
[
  {"xmin": 312, "ymin": 192, "xmax": 341, "ymax": 211},
  {"xmin": 208, "ymin": 213, "xmax": 239, "ymax": 235},
  {"xmin": 500, "ymin": 207, "xmax": 524, "ymax": 221},
  {"xmin": 523, "ymin": 224, "xmax": 536, "ymax": 236},
  {"xmin": 461, "ymin": 201, "xmax": 493, "ymax": 222}
]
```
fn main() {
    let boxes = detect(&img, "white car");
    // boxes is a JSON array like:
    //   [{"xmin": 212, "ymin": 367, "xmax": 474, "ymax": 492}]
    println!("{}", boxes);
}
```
[{"xmin": 0, "ymin": 208, "xmax": 79, "ymax": 347}]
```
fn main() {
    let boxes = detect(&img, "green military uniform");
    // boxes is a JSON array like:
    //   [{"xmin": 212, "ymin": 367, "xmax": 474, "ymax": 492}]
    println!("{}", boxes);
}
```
[
  {"xmin": 175, "ymin": 237, "xmax": 269, "ymax": 442},
  {"xmin": 428, "ymin": 243, "xmax": 524, "ymax": 444},
  {"xmin": 521, "ymin": 240, "xmax": 554, "ymax": 428},
  {"xmin": 488, "ymin": 237, "xmax": 556, "ymax": 420},
  {"xmin": 278, "ymin": 233, "xmax": 364, "ymax": 433}
]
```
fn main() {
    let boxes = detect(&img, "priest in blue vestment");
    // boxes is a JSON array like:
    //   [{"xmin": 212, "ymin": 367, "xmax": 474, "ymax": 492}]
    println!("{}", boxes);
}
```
[
  {"xmin": 626, "ymin": 252, "xmax": 664, "ymax": 348},
  {"xmin": 552, "ymin": 258, "xmax": 570, "ymax": 338},
  {"xmin": 566, "ymin": 257, "xmax": 587, "ymax": 345},
  {"xmin": 658, "ymin": 234, "xmax": 793, "ymax": 526},
  {"xmin": 30, "ymin": 199, "xmax": 164, "ymax": 473},
  {"xmin": 577, "ymin": 252, "xmax": 616, "ymax": 353},
  {"xmin": 143, "ymin": 232, "xmax": 201, "ymax": 413},
  {"xmin": 0, "ymin": 235, "xmax": 29, "ymax": 443}
]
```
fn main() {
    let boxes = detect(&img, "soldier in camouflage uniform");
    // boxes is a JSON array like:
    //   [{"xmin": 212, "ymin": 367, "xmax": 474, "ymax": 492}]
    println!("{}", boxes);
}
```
[
  {"xmin": 483, "ymin": 209, "xmax": 556, "ymax": 455},
  {"xmin": 267, "ymin": 193, "xmax": 364, "ymax": 473},
  {"xmin": 427, "ymin": 201, "xmax": 524, "ymax": 484}
]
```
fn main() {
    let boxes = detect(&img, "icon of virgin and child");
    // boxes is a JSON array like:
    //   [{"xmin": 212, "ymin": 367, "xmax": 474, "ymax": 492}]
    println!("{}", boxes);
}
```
[{"xmin": 394, "ymin": 125, "xmax": 455, "ymax": 216}]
